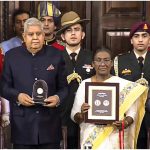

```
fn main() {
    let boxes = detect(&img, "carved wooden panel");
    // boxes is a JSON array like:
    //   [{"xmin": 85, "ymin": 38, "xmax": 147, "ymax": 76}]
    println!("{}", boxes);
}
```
[
  {"xmin": 105, "ymin": 1, "xmax": 142, "ymax": 14},
  {"xmin": 106, "ymin": 31, "xmax": 132, "ymax": 59},
  {"xmin": 0, "ymin": 1, "xmax": 87, "ymax": 42},
  {"xmin": 146, "ymin": 2, "xmax": 150, "ymax": 21},
  {"xmin": 0, "ymin": 1, "xmax": 150, "ymax": 54},
  {"xmin": 0, "ymin": 1, "xmax": 19, "ymax": 41},
  {"xmin": 90, "ymin": 1, "xmax": 149, "ymax": 57},
  {"xmin": 7, "ymin": 2, "xmax": 19, "ymax": 39}
]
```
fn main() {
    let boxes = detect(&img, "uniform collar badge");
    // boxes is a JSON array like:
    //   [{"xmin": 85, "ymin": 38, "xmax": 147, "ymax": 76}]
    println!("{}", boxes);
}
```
[
  {"xmin": 143, "ymin": 24, "xmax": 148, "ymax": 30},
  {"xmin": 121, "ymin": 69, "xmax": 132, "ymax": 75},
  {"xmin": 82, "ymin": 64, "xmax": 93, "ymax": 73}
]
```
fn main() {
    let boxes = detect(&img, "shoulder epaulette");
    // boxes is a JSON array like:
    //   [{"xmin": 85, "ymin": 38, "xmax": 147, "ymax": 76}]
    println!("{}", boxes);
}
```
[
  {"xmin": 118, "ymin": 53, "xmax": 124, "ymax": 56},
  {"xmin": 114, "ymin": 56, "xmax": 118, "ymax": 76},
  {"xmin": 117, "ymin": 51, "xmax": 131, "ymax": 57}
]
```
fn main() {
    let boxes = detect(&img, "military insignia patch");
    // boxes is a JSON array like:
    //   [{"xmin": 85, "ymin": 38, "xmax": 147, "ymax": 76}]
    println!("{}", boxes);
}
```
[
  {"xmin": 121, "ymin": 69, "xmax": 132, "ymax": 75},
  {"xmin": 82, "ymin": 64, "xmax": 93, "ymax": 73},
  {"xmin": 143, "ymin": 24, "xmax": 148, "ymax": 30},
  {"xmin": 67, "ymin": 70, "xmax": 82, "ymax": 84}
]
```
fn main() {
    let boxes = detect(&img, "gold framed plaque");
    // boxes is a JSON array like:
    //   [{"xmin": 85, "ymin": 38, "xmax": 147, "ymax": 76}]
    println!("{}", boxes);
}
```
[{"xmin": 85, "ymin": 82, "xmax": 119, "ymax": 124}]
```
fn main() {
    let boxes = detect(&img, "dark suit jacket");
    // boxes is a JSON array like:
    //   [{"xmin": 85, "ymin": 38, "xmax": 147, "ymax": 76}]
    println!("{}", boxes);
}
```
[
  {"xmin": 0, "ymin": 45, "xmax": 68, "ymax": 145},
  {"xmin": 61, "ymin": 49, "xmax": 95, "ymax": 137}
]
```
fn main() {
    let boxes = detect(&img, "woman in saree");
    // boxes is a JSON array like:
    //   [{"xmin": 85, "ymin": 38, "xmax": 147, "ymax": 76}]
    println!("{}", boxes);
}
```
[{"xmin": 71, "ymin": 47, "xmax": 148, "ymax": 149}]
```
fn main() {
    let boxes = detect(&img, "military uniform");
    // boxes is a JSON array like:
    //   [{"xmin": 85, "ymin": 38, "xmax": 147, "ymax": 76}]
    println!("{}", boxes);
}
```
[
  {"xmin": 112, "ymin": 50, "xmax": 150, "ymax": 83},
  {"xmin": 61, "ymin": 49, "xmax": 95, "ymax": 148},
  {"xmin": 112, "ymin": 50, "xmax": 150, "ymax": 148},
  {"xmin": 45, "ymin": 36, "xmax": 65, "ymax": 51},
  {"xmin": 111, "ymin": 21, "xmax": 150, "ymax": 149},
  {"xmin": 38, "ymin": 2, "xmax": 64, "ymax": 51},
  {"xmin": 57, "ymin": 11, "xmax": 94, "ymax": 148}
]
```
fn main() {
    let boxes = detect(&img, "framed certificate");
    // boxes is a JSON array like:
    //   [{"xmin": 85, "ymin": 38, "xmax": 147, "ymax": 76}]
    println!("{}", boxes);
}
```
[{"xmin": 85, "ymin": 82, "xmax": 119, "ymax": 124}]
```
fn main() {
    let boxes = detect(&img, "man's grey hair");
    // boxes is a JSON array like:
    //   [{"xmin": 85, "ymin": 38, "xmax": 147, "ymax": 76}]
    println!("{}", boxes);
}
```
[{"xmin": 24, "ymin": 17, "xmax": 44, "ymax": 33}]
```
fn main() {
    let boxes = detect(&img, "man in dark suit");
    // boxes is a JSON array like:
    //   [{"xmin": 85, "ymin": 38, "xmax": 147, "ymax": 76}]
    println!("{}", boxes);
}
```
[
  {"xmin": 0, "ymin": 10, "xmax": 30, "ymax": 148},
  {"xmin": 57, "ymin": 11, "xmax": 95, "ymax": 148},
  {"xmin": 0, "ymin": 17, "xmax": 68, "ymax": 149},
  {"xmin": 111, "ymin": 21, "xmax": 150, "ymax": 148}
]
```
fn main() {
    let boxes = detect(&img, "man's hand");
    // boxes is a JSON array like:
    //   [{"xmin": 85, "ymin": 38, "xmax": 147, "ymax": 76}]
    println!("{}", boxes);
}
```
[
  {"xmin": 18, "ymin": 93, "xmax": 34, "ymax": 106},
  {"xmin": 1, "ymin": 113, "xmax": 10, "ymax": 127},
  {"xmin": 44, "ymin": 95, "xmax": 60, "ymax": 107}
]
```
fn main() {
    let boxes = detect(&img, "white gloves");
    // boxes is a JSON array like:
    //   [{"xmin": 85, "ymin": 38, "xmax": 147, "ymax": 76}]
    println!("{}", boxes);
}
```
[{"xmin": 1, "ymin": 113, "xmax": 10, "ymax": 127}]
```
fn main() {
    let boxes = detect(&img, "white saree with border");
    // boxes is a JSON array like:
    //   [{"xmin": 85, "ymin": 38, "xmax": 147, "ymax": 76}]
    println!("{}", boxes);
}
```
[{"xmin": 71, "ymin": 76, "xmax": 148, "ymax": 149}]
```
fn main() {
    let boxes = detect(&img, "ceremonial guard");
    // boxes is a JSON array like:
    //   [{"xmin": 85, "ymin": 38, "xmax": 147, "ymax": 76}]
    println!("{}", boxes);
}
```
[
  {"xmin": 37, "ymin": 1, "xmax": 65, "ymax": 51},
  {"xmin": 111, "ymin": 22, "xmax": 150, "ymax": 148},
  {"xmin": 57, "ymin": 11, "xmax": 95, "ymax": 148}
]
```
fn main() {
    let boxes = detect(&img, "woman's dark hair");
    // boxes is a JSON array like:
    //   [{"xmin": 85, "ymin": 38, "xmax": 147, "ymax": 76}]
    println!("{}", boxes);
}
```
[{"xmin": 93, "ymin": 47, "xmax": 112, "ymax": 61}]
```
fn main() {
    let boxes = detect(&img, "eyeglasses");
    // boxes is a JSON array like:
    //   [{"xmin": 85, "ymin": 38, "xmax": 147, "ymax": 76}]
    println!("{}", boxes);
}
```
[{"xmin": 93, "ymin": 58, "xmax": 111, "ymax": 65}]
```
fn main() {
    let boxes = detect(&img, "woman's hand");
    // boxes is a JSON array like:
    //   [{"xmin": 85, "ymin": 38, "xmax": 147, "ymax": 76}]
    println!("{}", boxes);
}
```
[
  {"xmin": 113, "ymin": 120, "xmax": 123, "ymax": 130},
  {"xmin": 81, "ymin": 103, "xmax": 90, "ymax": 113},
  {"xmin": 112, "ymin": 116, "xmax": 133, "ymax": 130},
  {"xmin": 74, "ymin": 103, "xmax": 90, "ymax": 124}
]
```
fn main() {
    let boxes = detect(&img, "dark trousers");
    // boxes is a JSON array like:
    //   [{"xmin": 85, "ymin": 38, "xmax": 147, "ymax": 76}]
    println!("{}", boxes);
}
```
[
  {"xmin": 13, "ymin": 143, "xmax": 60, "ymax": 149},
  {"xmin": 137, "ymin": 116, "xmax": 147, "ymax": 149},
  {"xmin": 67, "ymin": 136, "xmax": 78, "ymax": 149},
  {"xmin": 1, "ymin": 125, "xmax": 12, "ymax": 149},
  {"xmin": 67, "ymin": 124, "xmax": 80, "ymax": 149}
]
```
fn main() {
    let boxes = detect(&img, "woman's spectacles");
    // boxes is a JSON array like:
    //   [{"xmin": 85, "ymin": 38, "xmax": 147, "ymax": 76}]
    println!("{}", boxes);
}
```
[{"xmin": 93, "ymin": 58, "xmax": 111, "ymax": 65}]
